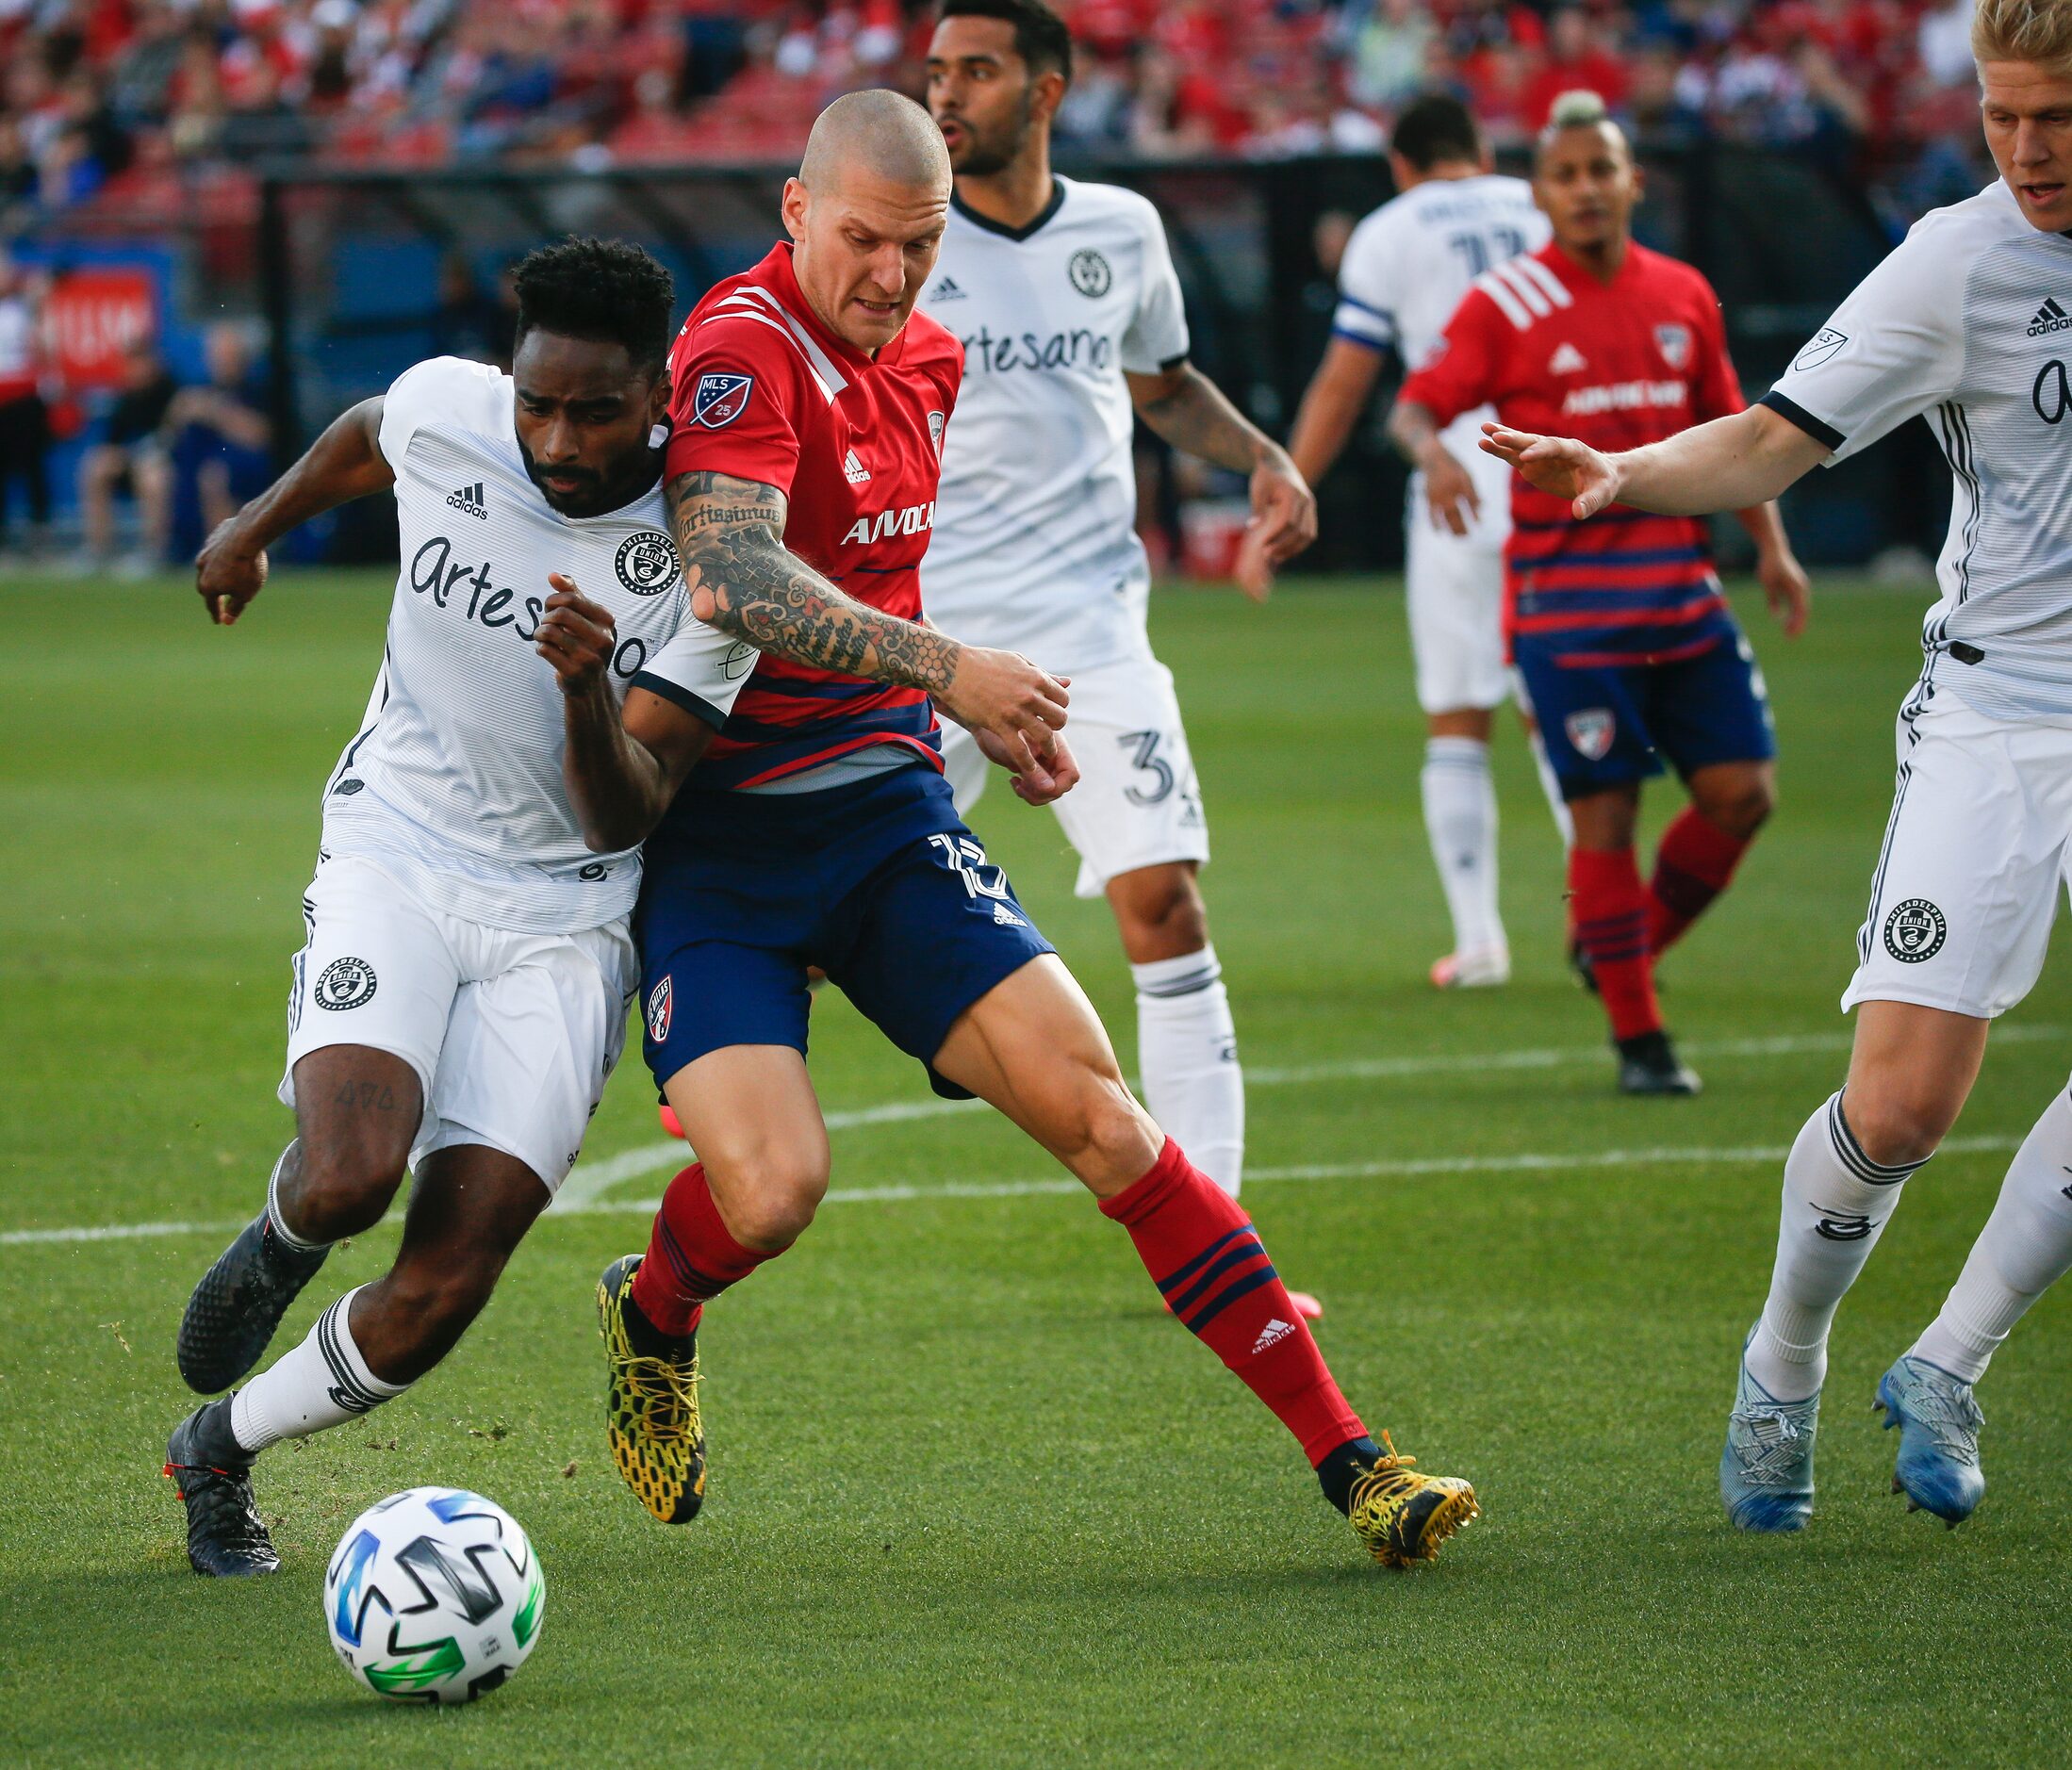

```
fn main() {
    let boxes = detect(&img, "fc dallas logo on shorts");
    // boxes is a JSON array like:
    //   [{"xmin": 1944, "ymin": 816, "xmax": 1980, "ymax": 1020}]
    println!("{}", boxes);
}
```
[
  {"xmin": 646, "ymin": 975, "xmax": 673, "ymax": 1043},
  {"xmin": 1565, "ymin": 708, "xmax": 1616, "ymax": 761},
  {"xmin": 691, "ymin": 371, "xmax": 754, "ymax": 429}
]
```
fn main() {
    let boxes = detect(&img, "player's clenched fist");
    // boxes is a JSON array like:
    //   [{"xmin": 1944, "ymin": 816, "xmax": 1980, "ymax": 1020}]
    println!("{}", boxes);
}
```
[
  {"xmin": 938, "ymin": 645, "xmax": 1070, "ymax": 778},
  {"xmin": 1479, "ymin": 423, "xmax": 1621, "ymax": 519},
  {"xmin": 535, "ymin": 573, "xmax": 619, "ymax": 695},
  {"xmin": 195, "ymin": 518, "xmax": 268, "ymax": 626}
]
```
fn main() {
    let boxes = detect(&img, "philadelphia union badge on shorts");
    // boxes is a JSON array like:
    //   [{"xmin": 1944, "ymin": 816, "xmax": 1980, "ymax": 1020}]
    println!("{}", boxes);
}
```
[
  {"xmin": 615, "ymin": 530, "xmax": 680, "ymax": 596},
  {"xmin": 315, "ymin": 957, "xmax": 378, "ymax": 1010},
  {"xmin": 647, "ymin": 975, "xmax": 673, "ymax": 1043},
  {"xmin": 1883, "ymin": 898, "xmax": 1947, "ymax": 963}
]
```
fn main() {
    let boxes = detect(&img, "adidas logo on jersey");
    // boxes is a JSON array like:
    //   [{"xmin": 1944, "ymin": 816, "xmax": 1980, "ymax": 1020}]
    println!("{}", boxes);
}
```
[
  {"xmin": 842, "ymin": 500, "xmax": 935, "ymax": 544},
  {"xmin": 1252, "ymin": 1319, "xmax": 1296, "ymax": 1354},
  {"xmin": 929, "ymin": 276, "xmax": 966, "ymax": 302},
  {"xmin": 2029, "ymin": 297, "xmax": 2072, "ymax": 336},
  {"xmin": 844, "ymin": 449, "xmax": 871, "ymax": 485},
  {"xmin": 445, "ymin": 482, "xmax": 488, "ymax": 518},
  {"xmin": 1549, "ymin": 342, "xmax": 1587, "ymax": 374},
  {"xmin": 992, "ymin": 900, "xmax": 1025, "ymax": 927}
]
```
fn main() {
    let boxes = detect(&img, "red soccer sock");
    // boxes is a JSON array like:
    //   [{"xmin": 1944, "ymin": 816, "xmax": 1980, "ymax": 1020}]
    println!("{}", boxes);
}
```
[
  {"xmin": 1649, "ymin": 806, "xmax": 1751, "ymax": 955},
  {"xmin": 1100, "ymin": 1139, "xmax": 1366, "ymax": 1465},
  {"xmin": 1570, "ymin": 846, "xmax": 1662, "ymax": 1041},
  {"xmin": 630, "ymin": 1163, "xmax": 786, "ymax": 1337}
]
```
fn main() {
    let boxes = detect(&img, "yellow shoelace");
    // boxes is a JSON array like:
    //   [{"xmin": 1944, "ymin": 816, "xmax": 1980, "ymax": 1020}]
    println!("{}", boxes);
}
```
[{"xmin": 619, "ymin": 1354, "xmax": 699, "ymax": 1447}]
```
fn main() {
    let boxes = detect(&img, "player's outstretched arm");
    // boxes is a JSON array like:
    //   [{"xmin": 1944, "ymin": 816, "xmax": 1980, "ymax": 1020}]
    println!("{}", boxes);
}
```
[
  {"xmin": 1128, "ymin": 362, "xmax": 1317, "ymax": 601},
  {"xmin": 1480, "ymin": 403, "xmax": 1830, "ymax": 520},
  {"xmin": 536, "ymin": 575, "xmax": 716, "ymax": 850},
  {"xmin": 195, "ymin": 398, "xmax": 393, "ymax": 626},
  {"xmin": 665, "ymin": 468, "xmax": 1070, "ymax": 776}
]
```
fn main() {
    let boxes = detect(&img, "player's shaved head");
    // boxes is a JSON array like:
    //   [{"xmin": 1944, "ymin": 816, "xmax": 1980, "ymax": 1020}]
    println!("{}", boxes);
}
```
[
  {"xmin": 1534, "ymin": 90, "xmax": 1630, "ymax": 170},
  {"xmin": 799, "ymin": 89, "xmax": 952, "ymax": 199},
  {"xmin": 784, "ymin": 90, "xmax": 952, "ymax": 356}
]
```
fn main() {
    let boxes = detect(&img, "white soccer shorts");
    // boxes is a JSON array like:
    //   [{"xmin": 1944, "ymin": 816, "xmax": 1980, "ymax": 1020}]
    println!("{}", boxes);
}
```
[
  {"xmin": 945, "ymin": 650, "xmax": 1210, "ymax": 898},
  {"xmin": 1844, "ymin": 689, "xmax": 2072, "ymax": 1020},
  {"xmin": 1406, "ymin": 505, "xmax": 1511, "ymax": 715},
  {"xmin": 280, "ymin": 853, "xmax": 637, "ymax": 1192}
]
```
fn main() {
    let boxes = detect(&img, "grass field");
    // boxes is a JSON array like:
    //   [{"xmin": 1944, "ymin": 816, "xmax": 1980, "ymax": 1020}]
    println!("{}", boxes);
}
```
[{"xmin": 3, "ymin": 570, "xmax": 2070, "ymax": 1766}]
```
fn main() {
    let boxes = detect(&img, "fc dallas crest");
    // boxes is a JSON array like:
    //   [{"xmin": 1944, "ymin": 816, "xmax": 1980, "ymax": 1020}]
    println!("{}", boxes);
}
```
[
  {"xmin": 646, "ymin": 975, "xmax": 673, "ymax": 1043},
  {"xmin": 1565, "ymin": 708, "xmax": 1616, "ymax": 762},
  {"xmin": 1654, "ymin": 323, "xmax": 1692, "ymax": 370}
]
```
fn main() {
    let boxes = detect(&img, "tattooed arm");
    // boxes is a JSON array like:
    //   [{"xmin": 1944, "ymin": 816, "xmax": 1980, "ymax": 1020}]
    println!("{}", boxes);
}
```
[
  {"xmin": 1126, "ymin": 361, "xmax": 1317, "ymax": 601},
  {"xmin": 666, "ymin": 468, "xmax": 1071, "ymax": 775}
]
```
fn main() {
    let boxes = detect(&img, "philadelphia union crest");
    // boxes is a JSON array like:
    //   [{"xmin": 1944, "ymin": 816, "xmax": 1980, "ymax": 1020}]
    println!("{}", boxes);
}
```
[
  {"xmin": 1883, "ymin": 898, "xmax": 1947, "ymax": 963},
  {"xmin": 1068, "ymin": 249, "xmax": 1112, "ymax": 298},
  {"xmin": 615, "ymin": 530, "xmax": 680, "ymax": 596},
  {"xmin": 315, "ymin": 957, "xmax": 377, "ymax": 1011}
]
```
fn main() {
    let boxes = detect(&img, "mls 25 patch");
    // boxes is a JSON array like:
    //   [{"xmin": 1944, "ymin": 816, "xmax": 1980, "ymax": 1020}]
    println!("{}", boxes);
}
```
[
  {"xmin": 647, "ymin": 975, "xmax": 673, "ymax": 1043},
  {"xmin": 1793, "ymin": 328, "xmax": 1848, "ymax": 371},
  {"xmin": 1565, "ymin": 708, "xmax": 1616, "ymax": 762},
  {"xmin": 691, "ymin": 372, "xmax": 754, "ymax": 429}
]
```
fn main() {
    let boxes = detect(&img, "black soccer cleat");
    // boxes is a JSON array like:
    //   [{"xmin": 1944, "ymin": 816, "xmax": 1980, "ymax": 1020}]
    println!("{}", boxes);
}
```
[
  {"xmin": 1616, "ymin": 1029, "xmax": 1702, "ymax": 1096},
  {"xmin": 164, "ymin": 1401, "xmax": 278, "ymax": 1577},
  {"xmin": 177, "ymin": 1207, "xmax": 329, "ymax": 1393}
]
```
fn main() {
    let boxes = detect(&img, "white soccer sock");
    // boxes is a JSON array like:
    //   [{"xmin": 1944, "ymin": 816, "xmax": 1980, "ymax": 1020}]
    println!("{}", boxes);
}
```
[
  {"xmin": 1746, "ymin": 1091, "xmax": 1930, "ymax": 1401},
  {"xmin": 1526, "ymin": 725, "xmax": 1575, "ymax": 849},
  {"xmin": 264, "ymin": 1139, "xmax": 330, "ymax": 1253},
  {"xmin": 1421, "ymin": 736, "xmax": 1505, "ymax": 958},
  {"xmin": 1133, "ymin": 944, "xmax": 1245, "ymax": 1198},
  {"xmin": 1908, "ymin": 1085, "xmax": 2072, "ymax": 1383},
  {"xmin": 229, "ymin": 1287, "xmax": 408, "ymax": 1454}
]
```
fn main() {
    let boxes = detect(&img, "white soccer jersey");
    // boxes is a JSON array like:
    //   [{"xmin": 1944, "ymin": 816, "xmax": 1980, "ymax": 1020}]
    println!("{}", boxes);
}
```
[
  {"xmin": 323, "ymin": 355, "xmax": 753, "ymax": 934},
  {"xmin": 920, "ymin": 176, "xmax": 1191, "ymax": 676},
  {"xmin": 1335, "ymin": 172, "xmax": 1549, "ymax": 511},
  {"xmin": 1766, "ymin": 179, "xmax": 2072, "ymax": 720}
]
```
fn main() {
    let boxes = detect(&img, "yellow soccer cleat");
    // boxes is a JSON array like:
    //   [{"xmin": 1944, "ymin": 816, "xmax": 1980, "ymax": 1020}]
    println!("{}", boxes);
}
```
[
  {"xmin": 1345, "ymin": 1433, "xmax": 1479, "ymax": 1568},
  {"xmin": 598, "ymin": 1254, "xmax": 706, "ymax": 1525}
]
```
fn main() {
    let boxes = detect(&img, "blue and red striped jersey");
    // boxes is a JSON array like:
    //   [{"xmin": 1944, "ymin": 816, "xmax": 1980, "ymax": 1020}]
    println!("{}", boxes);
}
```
[
  {"xmin": 660, "ymin": 242, "xmax": 963, "ymax": 791},
  {"xmin": 1399, "ymin": 239, "xmax": 1745, "ymax": 667}
]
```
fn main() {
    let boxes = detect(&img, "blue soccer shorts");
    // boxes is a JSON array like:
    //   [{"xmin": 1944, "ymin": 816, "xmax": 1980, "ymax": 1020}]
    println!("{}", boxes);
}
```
[
  {"xmin": 1517, "ymin": 625, "xmax": 1776, "ymax": 799},
  {"xmin": 634, "ymin": 762, "xmax": 1055, "ymax": 1099}
]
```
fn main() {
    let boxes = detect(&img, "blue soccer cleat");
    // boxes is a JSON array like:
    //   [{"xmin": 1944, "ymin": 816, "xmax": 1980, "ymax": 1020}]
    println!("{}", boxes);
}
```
[
  {"xmin": 1876, "ymin": 1355, "xmax": 1984, "ymax": 1528},
  {"xmin": 1720, "ymin": 1338, "xmax": 1820, "ymax": 1532}
]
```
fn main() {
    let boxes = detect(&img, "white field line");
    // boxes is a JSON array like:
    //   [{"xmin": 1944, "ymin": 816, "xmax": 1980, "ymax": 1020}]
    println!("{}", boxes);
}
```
[{"xmin": 5, "ymin": 1024, "xmax": 2060, "ymax": 1250}]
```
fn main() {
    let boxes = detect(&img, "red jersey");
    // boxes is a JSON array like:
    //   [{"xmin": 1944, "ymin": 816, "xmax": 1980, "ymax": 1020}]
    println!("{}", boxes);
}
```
[
  {"xmin": 1400, "ymin": 239, "xmax": 1745, "ymax": 668},
  {"xmin": 663, "ymin": 243, "xmax": 963, "ymax": 790}
]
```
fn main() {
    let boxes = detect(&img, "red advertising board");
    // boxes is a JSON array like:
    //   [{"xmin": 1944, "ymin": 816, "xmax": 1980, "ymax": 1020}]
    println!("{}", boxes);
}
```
[{"xmin": 41, "ymin": 267, "xmax": 157, "ymax": 389}]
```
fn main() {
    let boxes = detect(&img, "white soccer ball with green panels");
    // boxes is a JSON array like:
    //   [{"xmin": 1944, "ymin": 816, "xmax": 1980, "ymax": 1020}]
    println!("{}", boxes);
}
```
[{"xmin": 322, "ymin": 1487, "xmax": 544, "ymax": 1704}]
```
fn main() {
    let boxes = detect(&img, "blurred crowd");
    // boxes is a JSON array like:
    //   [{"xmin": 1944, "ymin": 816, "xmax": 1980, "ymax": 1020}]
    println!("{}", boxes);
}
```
[{"xmin": 0, "ymin": 1, "xmax": 1996, "ymax": 226}]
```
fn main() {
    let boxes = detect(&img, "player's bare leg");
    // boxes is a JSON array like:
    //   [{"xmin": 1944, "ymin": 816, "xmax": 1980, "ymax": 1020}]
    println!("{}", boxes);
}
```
[
  {"xmin": 1650, "ymin": 760, "xmax": 1774, "ymax": 959},
  {"xmin": 930, "ymin": 955, "xmax": 1475, "ymax": 1565},
  {"xmin": 1568, "ymin": 786, "xmax": 1698, "ymax": 1094},
  {"xmin": 605, "ymin": 1047, "xmax": 827, "ymax": 1523},
  {"xmin": 167, "ymin": 1139, "xmax": 549, "ymax": 1575},
  {"xmin": 1723, "ymin": 1001, "xmax": 1988, "ymax": 1531},
  {"xmin": 1105, "ymin": 863, "xmax": 1320, "ymax": 1319},
  {"xmin": 1422, "ymin": 704, "xmax": 1511, "ymax": 990},
  {"xmin": 177, "ymin": 1044, "xmax": 421, "ymax": 1394}
]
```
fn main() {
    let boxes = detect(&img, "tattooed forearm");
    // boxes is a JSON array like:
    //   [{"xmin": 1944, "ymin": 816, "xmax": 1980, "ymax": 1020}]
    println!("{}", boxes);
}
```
[
  {"xmin": 1130, "ymin": 364, "xmax": 1277, "ymax": 475},
  {"xmin": 665, "ymin": 469, "xmax": 963, "ymax": 691}
]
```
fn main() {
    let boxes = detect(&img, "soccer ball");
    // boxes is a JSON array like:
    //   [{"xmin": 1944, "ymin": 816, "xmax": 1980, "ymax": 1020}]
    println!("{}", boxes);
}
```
[{"xmin": 322, "ymin": 1487, "xmax": 545, "ymax": 1704}]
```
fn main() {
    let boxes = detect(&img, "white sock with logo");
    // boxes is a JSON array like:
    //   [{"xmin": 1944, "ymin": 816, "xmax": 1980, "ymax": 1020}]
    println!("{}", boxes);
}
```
[
  {"xmin": 1133, "ymin": 944, "xmax": 1245, "ymax": 1198},
  {"xmin": 1421, "ymin": 737, "xmax": 1505, "ymax": 959},
  {"xmin": 1745, "ymin": 1091, "xmax": 1930, "ymax": 1401},
  {"xmin": 1526, "ymin": 725, "xmax": 1575, "ymax": 849},
  {"xmin": 1907, "ymin": 1086, "xmax": 2072, "ymax": 1383},
  {"xmin": 229, "ymin": 1287, "xmax": 409, "ymax": 1454}
]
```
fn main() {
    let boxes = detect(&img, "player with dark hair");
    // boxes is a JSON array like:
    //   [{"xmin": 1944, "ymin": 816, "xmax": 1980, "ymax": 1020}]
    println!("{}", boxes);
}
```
[
  {"xmin": 557, "ymin": 90, "xmax": 1477, "ymax": 1568},
  {"xmin": 1289, "ymin": 92, "xmax": 1570, "ymax": 991},
  {"xmin": 156, "ymin": 236, "xmax": 770, "ymax": 1577},
  {"xmin": 919, "ymin": 0, "xmax": 1320, "ymax": 1273},
  {"xmin": 1394, "ymin": 93, "xmax": 1811, "ymax": 1094}
]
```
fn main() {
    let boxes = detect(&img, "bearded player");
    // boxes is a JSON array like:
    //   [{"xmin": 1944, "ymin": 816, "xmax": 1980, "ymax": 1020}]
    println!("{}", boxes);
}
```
[
  {"xmin": 1287, "ymin": 93, "xmax": 1570, "ymax": 991},
  {"xmin": 551, "ymin": 90, "xmax": 1476, "ymax": 1568},
  {"xmin": 1487, "ymin": 0, "xmax": 2072, "ymax": 1532},
  {"xmin": 920, "ymin": 0, "xmax": 1318, "ymax": 1302},
  {"xmin": 156, "ymin": 240, "xmax": 765, "ymax": 1576},
  {"xmin": 1395, "ymin": 92, "xmax": 1812, "ymax": 1096}
]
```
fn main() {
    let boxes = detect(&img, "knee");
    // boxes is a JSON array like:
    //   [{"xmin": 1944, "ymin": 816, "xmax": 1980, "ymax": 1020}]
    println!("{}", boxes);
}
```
[
  {"xmin": 1117, "ymin": 869, "xmax": 1209, "ymax": 960},
  {"xmin": 705, "ymin": 1144, "xmax": 829, "ymax": 1251},
  {"xmin": 293, "ymin": 1145, "xmax": 408, "ymax": 1238},
  {"xmin": 1697, "ymin": 778, "xmax": 1775, "ymax": 841},
  {"xmin": 1056, "ymin": 1071, "xmax": 1162, "ymax": 1189},
  {"xmin": 1839, "ymin": 1086, "xmax": 1948, "ymax": 1171}
]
